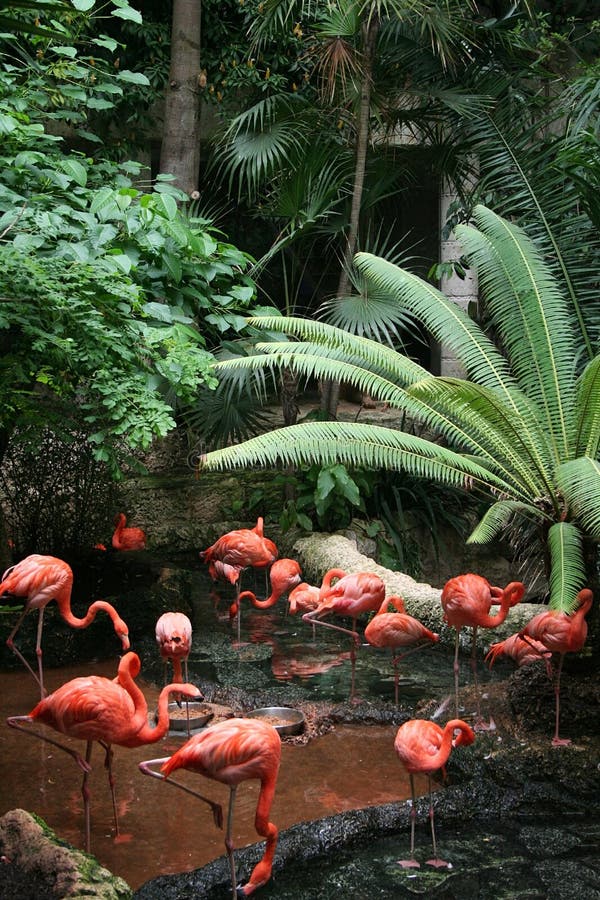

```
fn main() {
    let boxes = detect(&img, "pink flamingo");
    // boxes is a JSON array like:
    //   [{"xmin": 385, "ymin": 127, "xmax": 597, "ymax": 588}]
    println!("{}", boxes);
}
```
[
  {"xmin": 111, "ymin": 513, "xmax": 147, "ymax": 551},
  {"xmin": 7, "ymin": 651, "xmax": 200, "ymax": 851},
  {"xmin": 519, "ymin": 588, "xmax": 593, "ymax": 746},
  {"xmin": 139, "ymin": 717, "xmax": 281, "ymax": 898},
  {"xmin": 302, "ymin": 570, "xmax": 386, "ymax": 701},
  {"xmin": 441, "ymin": 573, "xmax": 525, "ymax": 725},
  {"xmin": 485, "ymin": 632, "xmax": 551, "ymax": 671},
  {"xmin": 0, "ymin": 554, "xmax": 130, "ymax": 697},
  {"xmin": 365, "ymin": 595, "xmax": 439, "ymax": 705},
  {"xmin": 200, "ymin": 518, "xmax": 278, "ymax": 641},
  {"xmin": 394, "ymin": 718, "xmax": 475, "ymax": 868},
  {"xmin": 230, "ymin": 558, "xmax": 302, "ymax": 641}
]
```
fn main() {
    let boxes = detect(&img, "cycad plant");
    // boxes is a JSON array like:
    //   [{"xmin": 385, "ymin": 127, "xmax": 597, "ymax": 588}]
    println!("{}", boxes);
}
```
[{"xmin": 200, "ymin": 205, "xmax": 600, "ymax": 621}]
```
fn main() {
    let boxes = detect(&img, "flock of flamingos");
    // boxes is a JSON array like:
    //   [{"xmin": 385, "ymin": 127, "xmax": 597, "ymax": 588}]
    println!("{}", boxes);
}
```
[{"xmin": 0, "ymin": 513, "xmax": 594, "ymax": 897}]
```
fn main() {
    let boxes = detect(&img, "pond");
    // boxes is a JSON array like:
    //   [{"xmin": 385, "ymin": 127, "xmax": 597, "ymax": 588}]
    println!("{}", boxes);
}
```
[{"xmin": 2, "ymin": 557, "xmax": 598, "ymax": 898}]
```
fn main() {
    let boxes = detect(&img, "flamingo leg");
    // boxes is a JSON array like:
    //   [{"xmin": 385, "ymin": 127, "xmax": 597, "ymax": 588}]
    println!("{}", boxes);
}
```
[
  {"xmin": 425, "ymin": 774, "xmax": 449, "ymax": 868},
  {"xmin": 138, "ymin": 758, "xmax": 223, "ymax": 828},
  {"xmin": 6, "ymin": 607, "xmax": 46, "ymax": 697},
  {"xmin": 397, "ymin": 773, "xmax": 420, "ymax": 868},
  {"xmin": 82, "ymin": 741, "xmax": 93, "ymax": 853},
  {"xmin": 453, "ymin": 629, "xmax": 461, "ymax": 717},
  {"xmin": 100, "ymin": 740, "xmax": 120, "ymax": 838},
  {"xmin": 7, "ymin": 716, "xmax": 92, "ymax": 773},
  {"xmin": 226, "ymin": 785, "xmax": 238, "ymax": 900},
  {"xmin": 551, "ymin": 653, "xmax": 571, "ymax": 747}
]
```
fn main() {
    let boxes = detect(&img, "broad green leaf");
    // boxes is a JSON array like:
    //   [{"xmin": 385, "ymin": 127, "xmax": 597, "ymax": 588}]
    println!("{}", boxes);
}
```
[
  {"xmin": 116, "ymin": 70, "xmax": 150, "ymax": 86},
  {"xmin": 547, "ymin": 522, "xmax": 585, "ymax": 613},
  {"xmin": 53, "ymin": 46, "xmax": 78, "ymax": 58},
  {"xmin": 59, "ymin": 158, "xmax": 87, "ymax": 186}
]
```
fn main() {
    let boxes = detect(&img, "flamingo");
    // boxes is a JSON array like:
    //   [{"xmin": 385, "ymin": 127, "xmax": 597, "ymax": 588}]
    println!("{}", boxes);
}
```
[
  {"xmin": 287, "ymin": 569, "xmax": 346, "ymax": 637},
  {"xmin": 440, "ymin": 573, "xmax": 525, "ymax": 725},
  {"xmin": 155, "ymin": 611, "xmax": 194, "ymax": 735},
  {"xmin": 485, "ymin": 632, "xmax": 551, "ymax": 671},
  {"xmin": 230, "ymin": 558, "xmax": 302, "ymax": 642},
  {"xmin": 518, "ymin": 588, "xmax": 593, "ymax": 746},
  {"xmin": 394, "ymin": 718, "xmax": 475, "ymax": 868},
  {"xmin": 155, "ymin": 611, "xmax": 193, "ymax": 684},
  {"xmin": 0, "ymin": 554, "xmax": 130, "ymax": 697},
  {"xmin": 6, "ymin": 651, "xmax": 201, "ymax": 852},
  {"xmin": 139, "ymin": 717, "xmax": 281, "ymax": 899},
  {"xmin": 302, "ymin": 571, "xmax": 386, "ymax": 701},
  {"xmin": 200, "ymin": 518, "xmax": 278, "ymax": 642},
  {"xmin": 112, "ymin": 513, "xmax": 147, "ymax": 551},
  {"xmin": 365, "ymin": 595, "xmax": 439, "ymax": 705}
]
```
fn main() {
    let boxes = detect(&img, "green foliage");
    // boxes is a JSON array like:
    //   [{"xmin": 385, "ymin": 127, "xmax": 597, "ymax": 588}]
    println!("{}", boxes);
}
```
[
  {"xmin": 279, "ymin": 462, "xmax": 368, "ymax": 532},
  {"xmin": 0, "ymin": 59, "xmax": 256, "ymax": 473}
]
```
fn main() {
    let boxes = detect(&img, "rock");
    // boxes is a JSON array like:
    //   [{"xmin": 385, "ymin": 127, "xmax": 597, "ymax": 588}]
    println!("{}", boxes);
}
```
[{"xmin": 0, "ymin": 809, "xmax": 132, "ymax": 899}]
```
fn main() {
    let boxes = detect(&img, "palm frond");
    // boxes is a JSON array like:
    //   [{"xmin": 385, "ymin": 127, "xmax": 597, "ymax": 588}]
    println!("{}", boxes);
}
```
[
  {"xmin": 574, "ymin": 356, "xmax": 600, "ymax": 459},
  {"xmin": 467, "ymin": 500, "xmax": 545, "ymax": 545},
  {"xmin": 408, "ymin": 377, "xmax": 555, "ymax": 500},
  {"xmin": 246, "ymin": 316, "xmax": 429, "ymax": 383},
  {"xmin": 354, "ymin": 250, "xmax": 520, "ymax": 404},
  {"xmin": 555, "ymin": 457, "xmax": 600, "ymax": 540},
  {"xmin": 199, "ymin": 420, "xmax": 514, "ymax": 496},
  {"xmin": 456, "ymin": 206, "xmax": 577, "ymax": 460},
  {"xmin": 547, "ymin": 521, "xmax": 586, "ymax": 614}
]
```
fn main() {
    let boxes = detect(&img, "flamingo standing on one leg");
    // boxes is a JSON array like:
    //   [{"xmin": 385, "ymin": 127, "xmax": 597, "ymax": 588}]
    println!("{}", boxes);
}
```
[
  {"xmin": 394, "ymin": 718, "xmax": 475, "ymax": 868},
  {"xmin": 518, "ymin": 588, "xmax": 593, "ymax": 746},
  {"xmin": 200, "ymin": 518, "xmax": 278, "ymax": 643},
  {"xmin": 0, "ymin": 554, "xmax": 130, "ymax": 697},
  {"xmin": 139, "ymin": 717, "xmax": 281, "ymax": 899},
  {"xmin": 365, "ymin": 596, "xmax": 439, "ymax": 705},
  {"xmin": 6, "ymin": 651, "xmax": 200, "ymax": 852},
  {"xmin": 302, "ymin": 571, "xmax": 386, "ymax": 701},
  {"xmin": 230, "ymin": 558, "xmax": 302, "ymax": 638},
  {"xmin": 441, "ymin": 573, "xmax": 525, "ymax": 725},
  {"xmin": 112, "ymin": 513, "xmax": 147, "ymax": 551}
]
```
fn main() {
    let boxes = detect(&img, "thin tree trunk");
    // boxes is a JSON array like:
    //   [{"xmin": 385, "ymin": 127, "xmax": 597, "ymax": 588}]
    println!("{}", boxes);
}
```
[
  {"xmin": 160, "ymin": 0, "xmax": 202, "ymax": 196},
  {"xmin": 322, "ymin": 16, "xmax": 380, "ymax": 417}
]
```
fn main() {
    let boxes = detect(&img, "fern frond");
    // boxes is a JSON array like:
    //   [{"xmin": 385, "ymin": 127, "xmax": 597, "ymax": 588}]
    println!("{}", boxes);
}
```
[{"xmin": 547, "ymin": 522, "xmax": 586, "ymax": 614}]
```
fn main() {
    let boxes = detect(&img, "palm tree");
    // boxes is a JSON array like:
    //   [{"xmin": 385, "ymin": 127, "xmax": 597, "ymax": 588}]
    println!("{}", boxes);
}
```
[
  {"xmin": 214, "ymin": 0, "xmax": 505, "ymax": 414},
  {"xmin": 198, "ymin": 205, "xmax": 600, "ymax": 630}
]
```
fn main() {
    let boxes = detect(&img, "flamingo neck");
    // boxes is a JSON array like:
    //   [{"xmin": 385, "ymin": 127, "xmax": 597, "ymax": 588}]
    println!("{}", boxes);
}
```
[
  {"xmin": 58, "ymin": 599, "xmax": 129, "ymax": 646},
  {"xmin": 116, "ymin": 660, "xmax": 152, "ymax": 738},
  {"xmin": 479, "ymin": 583, "xmax": 523, "ymax": 627},
  {"xmin": 171, "ymin": 657, "xmax": 183, "ymax": 683}
]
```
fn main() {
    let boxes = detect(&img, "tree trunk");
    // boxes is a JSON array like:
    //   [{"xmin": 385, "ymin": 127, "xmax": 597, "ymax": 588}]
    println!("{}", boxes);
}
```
[
  {"xmin": 322, "ymin": 16, "xmax": 380, "ymax": 417},
  {"xmin": 160, "ymin": 0, "xmax": 202, "ymax": 196}
]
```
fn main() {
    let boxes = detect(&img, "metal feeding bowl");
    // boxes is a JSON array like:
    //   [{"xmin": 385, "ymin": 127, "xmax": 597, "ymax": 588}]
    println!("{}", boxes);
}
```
[
  {"xmin": 161, "ymin": 699, "xmax": 214, "ymax": 732},
  {"xmin": 246, "ymin": 706, "xmax": 305, "ymax": 736}
]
